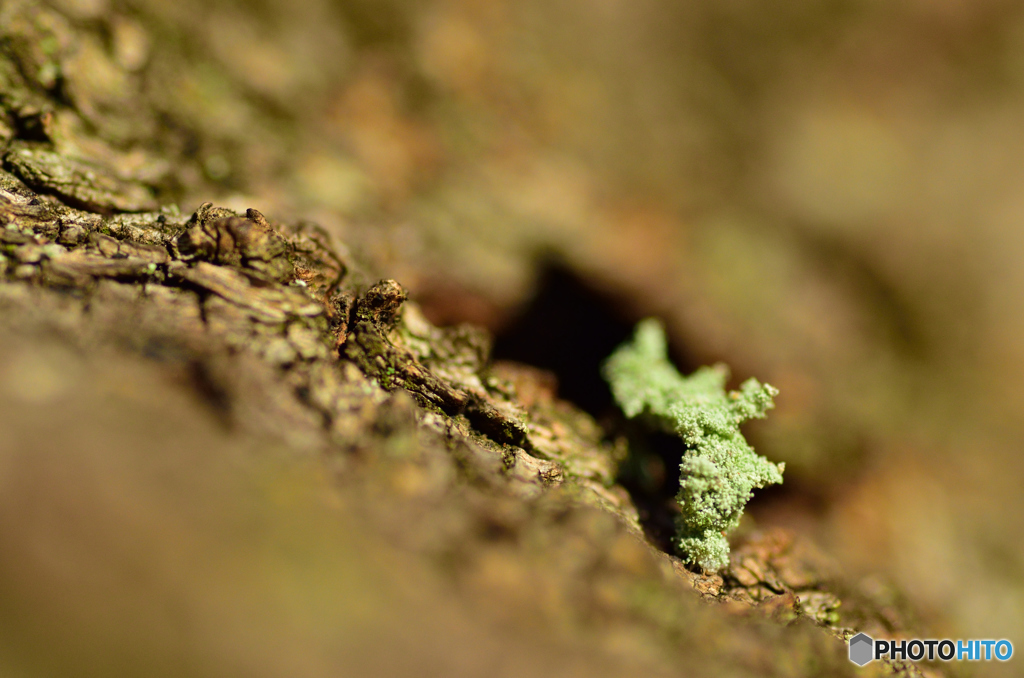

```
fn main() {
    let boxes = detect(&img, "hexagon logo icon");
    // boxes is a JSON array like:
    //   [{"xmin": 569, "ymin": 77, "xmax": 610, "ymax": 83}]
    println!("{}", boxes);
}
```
[{"xmin": 849, "ymin": 632, "xmax": 874, "ymax": 666}]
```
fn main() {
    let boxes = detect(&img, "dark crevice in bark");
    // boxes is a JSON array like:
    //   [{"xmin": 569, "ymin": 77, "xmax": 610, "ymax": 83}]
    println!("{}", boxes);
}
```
[
  {"xmin": 491, "ymin": 262, "xmax": 711, "ymax": 555},
  {"xmin": 491, "ymin": 263, "xmax": 639, "ymax": 419}
]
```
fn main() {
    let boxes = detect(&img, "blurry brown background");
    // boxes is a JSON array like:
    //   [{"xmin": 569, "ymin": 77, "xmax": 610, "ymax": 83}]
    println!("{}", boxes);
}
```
[{"xmin": 6, "ymin": 0, "xmax": 1024, "ymax": 673}]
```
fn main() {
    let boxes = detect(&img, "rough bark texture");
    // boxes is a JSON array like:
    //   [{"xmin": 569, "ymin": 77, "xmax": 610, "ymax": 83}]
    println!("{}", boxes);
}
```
[{"xmin": 0, "ymin": 2, "xmax": 959, "ymax": 677}]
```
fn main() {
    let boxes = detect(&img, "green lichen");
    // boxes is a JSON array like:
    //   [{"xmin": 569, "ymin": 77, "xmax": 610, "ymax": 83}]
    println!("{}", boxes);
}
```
[{"xmin": 602, "ymin": 319, "xmax": 784, "ymax": 572}]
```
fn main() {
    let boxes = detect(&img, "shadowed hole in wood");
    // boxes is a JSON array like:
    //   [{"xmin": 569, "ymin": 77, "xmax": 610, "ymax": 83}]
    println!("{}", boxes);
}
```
[{"xmin": 490, "ymin": 263, "xmax": 702, "ymax": 555}]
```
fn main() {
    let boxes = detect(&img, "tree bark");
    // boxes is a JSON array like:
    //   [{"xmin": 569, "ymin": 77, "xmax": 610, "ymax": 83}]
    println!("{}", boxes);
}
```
[{"xmin": 0, "ymin": 2, "xmax": 949, "ymax": 676}]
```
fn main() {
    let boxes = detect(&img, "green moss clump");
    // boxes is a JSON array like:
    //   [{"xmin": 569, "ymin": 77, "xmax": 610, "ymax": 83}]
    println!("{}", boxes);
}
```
[{"xmin": 602, "ymin": 319, "xmax": 784, "ymax": 572}]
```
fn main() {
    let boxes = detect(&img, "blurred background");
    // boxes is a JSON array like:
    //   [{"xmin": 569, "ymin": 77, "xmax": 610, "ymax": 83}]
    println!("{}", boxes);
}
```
[{"xmin": 6, "ymin": 0, "xmax": 1024, "ymax": 672}]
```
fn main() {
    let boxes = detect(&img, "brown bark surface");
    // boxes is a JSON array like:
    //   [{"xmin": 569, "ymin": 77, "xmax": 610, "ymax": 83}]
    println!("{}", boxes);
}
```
[{"xmin": 0, "ymin": 1, "xmax": 972, "ymax": 676}]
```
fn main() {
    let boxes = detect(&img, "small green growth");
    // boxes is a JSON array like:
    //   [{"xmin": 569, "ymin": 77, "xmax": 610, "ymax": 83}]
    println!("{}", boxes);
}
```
[{"xmin": 602, "ymin": 319, "xmax": 784, "ymax": 572}]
